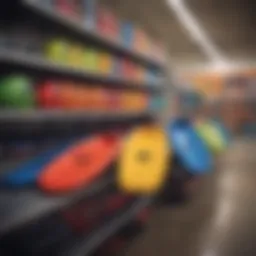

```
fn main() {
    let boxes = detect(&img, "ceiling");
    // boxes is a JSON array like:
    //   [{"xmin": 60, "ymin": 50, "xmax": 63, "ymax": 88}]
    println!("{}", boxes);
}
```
[{"xmin": 100, "ymin": 0, "xmax": 256, "ymax": 68}]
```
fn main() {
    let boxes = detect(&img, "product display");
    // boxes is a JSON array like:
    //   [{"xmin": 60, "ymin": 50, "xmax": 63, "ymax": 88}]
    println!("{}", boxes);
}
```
[
  {"xmin": 0, "ymin": 142, "xmax": 71, "ymax": 187},
  {"xmin": 117, "ymin": 125, "xmax": 170, "ymax": 194},
  {"xmin": 121, "ymin": 22, "xmax": 134, "ymax": 48},
  {"xmin": 81, "ymin": 0, "xmax": 97, "ymax": 29},
  {"xmin": 45, "ymin": 38, "xmax": 69, "ymax": 65},
  {"xmin": 55, "ymin": 0, "xmax": 81, "ymax": 20},
  {"xmin": 37, "ymin": 80, "xmax": 150, "ymax": 111},
  {"xmin": 0, "ymin": 1, "xmax": 169, "ymax": 255},
  {"xmin": 83, "ymin": 47, "xmax": 99, "ymax": 72},
  {"xmin": 0, "ymin": 75, "xmax": 35, "ymax": 108},
  {"xmin": 97, "ymin": 5, "xmax": 120, "ymax": 42},
  {"xmin": 133, "ymin": 27, "xmax": 149, "ymax": 56},
  {"xmin": 0, "ymin": 75, "xmax": 152, "ymax": 112},
  {"xmin": 38, "ymin": 134, "xmax": 120, "ymax": 193},
  {"xmin": 35, "ymin": 0, "xmax": 166, "ymax": 60},
  {"xmin": 168, "ymin": 119, "xmax": 212, "ymax": 175},
  {"xmin": 43, "ymin": 37, "xmax": 160, "ymax": 82},
  {"xmin": 37, "ymin": 80, "xmax": 61, "ymax": 108},
  {"xmin": 98, "ymin": 51, "xmax": 113, "ymax": 74},
  {"xmin": 195, "ymin": 120, "xmax": 228, "ymax": 154},
  {"xmin": 121, "ymin": 91, "xmax": 149, "ymax": 112},
  {"xmin": 68, "ymin": 43, "xmax": 84, "ymax": 68}
]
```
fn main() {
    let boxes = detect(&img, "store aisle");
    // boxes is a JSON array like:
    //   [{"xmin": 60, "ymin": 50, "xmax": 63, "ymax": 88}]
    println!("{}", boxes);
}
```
[{"xmin": 125, "ymin": 138, "xmax": 256, "ymax": 256}]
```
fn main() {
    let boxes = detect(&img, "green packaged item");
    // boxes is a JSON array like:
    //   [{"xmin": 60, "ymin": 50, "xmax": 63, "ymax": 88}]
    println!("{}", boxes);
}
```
[{"xmin": 0, "ymin": 75, "xmax": 35, "ymax": 109}]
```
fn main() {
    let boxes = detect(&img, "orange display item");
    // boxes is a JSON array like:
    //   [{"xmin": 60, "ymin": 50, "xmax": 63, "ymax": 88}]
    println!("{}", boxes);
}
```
[
  {"xmin": 88, "ymin": 88, "xmax": 105, "ymax": 110},
  {"xmin": 38, "ymin": 134, "xmax": 120, "ymax": 193},
  {"xmin": 121, "ymin": 92, "xmax": 131, "ymax": 111},
  {"xmin": 99, "ymin": 52, "xmax": 113, "ymax": 74},
  {"xmin": 58, "ymin": 83, "xmax": 71, "ymax": 109},
  {"xmin": 133, "ymin": 28, "xmax": 149, "ymax": 55},
  {"xmin": 82, "ymin": 87, "xmax": 93, "ymax": 109},
  {"xmin": 72, "ymin": 85, "xmax": 86, "ymax": 109}
]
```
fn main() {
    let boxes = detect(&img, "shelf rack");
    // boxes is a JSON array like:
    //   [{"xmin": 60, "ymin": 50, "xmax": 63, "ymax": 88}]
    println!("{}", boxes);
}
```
[
  {"xmin": 0, "ymin": 50, "xmax": 163, "ymax": 92},
  {"xmin": 21, "ymin": 0, "xmax": 165, "ymax": 71},
  {"xmin": 0, "ymin": 0, "xmax": 165, "ymax": 253},
  {"xmin": 0, "ymin": 110, "xmax": 154, "ymax": 139},
  {"xmin": 0, "ymin": 171, "xmax": 114, "ymax": 238},
  {"xmin": 63, "ymin": 197, "xmax": 153, "ymax": 256}
]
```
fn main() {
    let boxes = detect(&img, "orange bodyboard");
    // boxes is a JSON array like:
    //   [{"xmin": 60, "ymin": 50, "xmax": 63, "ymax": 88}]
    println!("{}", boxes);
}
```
[{"xmin": 38, "ymin": 134, "xmax": 120, "ymax": 193}]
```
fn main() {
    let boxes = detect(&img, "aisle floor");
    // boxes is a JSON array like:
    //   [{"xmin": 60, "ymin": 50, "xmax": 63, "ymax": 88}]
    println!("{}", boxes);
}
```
[{"xmin": 125, "ymin": 138, "xmax": 256, "ymax": 256}]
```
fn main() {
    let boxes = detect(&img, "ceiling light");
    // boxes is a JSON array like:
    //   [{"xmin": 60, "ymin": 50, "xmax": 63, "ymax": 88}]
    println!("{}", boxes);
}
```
[{"xmin": 166, "ymin": 0, "xmax": 230, "ymax": 66}]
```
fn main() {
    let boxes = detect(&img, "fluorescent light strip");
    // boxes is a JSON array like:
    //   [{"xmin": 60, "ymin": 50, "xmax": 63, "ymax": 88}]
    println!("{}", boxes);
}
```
[{"xmin": 166, "ymin": 0, "xmax": 229, "ymax": 65}]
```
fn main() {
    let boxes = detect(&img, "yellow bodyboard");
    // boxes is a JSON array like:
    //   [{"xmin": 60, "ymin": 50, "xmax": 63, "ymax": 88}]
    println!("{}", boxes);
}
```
[{"xmin": 118, "ymin": 125, "xmax": 171, "ymax": 194}]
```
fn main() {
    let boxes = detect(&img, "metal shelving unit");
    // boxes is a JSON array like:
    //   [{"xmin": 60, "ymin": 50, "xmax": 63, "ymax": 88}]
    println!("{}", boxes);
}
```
[
  {"xmin": 0, "ymin": 50, "xmax": 163, "ymax": 92},
  {"xmin": 0, "ymin": 110, "xmax": 154, "ymax": 139},
  {"xmin": 0, "ymin": 109, "xmax": 153, "ymax": 122},
  {"xmin": 0, "ymin": 0, "xmax": 165, "ymax": 253},
  {"xmin": 63, "ymin": 197, "xmax": 153, "ymax": 256},
  {"xmin": 21, "ymin": 0, "xmax": 165, "ymax": 71},
  {"xmin": 0, "ymin": 172, "xmax": 114, "ymax": 237}
]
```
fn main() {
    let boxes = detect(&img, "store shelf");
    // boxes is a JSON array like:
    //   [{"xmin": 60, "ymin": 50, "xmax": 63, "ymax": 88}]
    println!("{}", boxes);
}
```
[
  {"xmin": 21, "ymin": 0, "xmax": 165, "ymax": 71},
  {"xmin": 0, "ymin": 171, "xmax": 114, "ymax": 237},
  {"xmin": 0, "ymin": 50, "xmax": 163, "ymax": 92},
  {"xmin": 0, "ymin": 110, "xmax": 153, "ymax": 122},
  {"xmin": 63, "ymin": 197, "xmax": 153, "ymax": 256},
  {"xmin": 0, "ymin": 110, "xmax": 153, "ymax": 139}
]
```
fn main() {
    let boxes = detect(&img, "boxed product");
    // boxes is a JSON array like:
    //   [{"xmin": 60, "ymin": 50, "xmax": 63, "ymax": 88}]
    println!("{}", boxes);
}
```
[
  {"xmin": 55, "ymin": 0, "xmax": 82, "ymax": 20},
  {"xmin": 112, "ymin": 57, "xmax": 121, "ymax": 76},
  {"xmin": 37, "ymin": 80, "xmax": 61, "ymax": 108},
  {"xmin": 97, "ymin": 5, "xmax": 120, "ymax": 41},
  {"xmin": 146, "ymin": 69, "xmax": 161, "ymax": 84},
  {"xmin": 81, "ymin": 0, "xmax": 97, "ymax": 29},
  {"xmin": 135, "ymin": 65, "xmax": 146, "ymax": 83},
  {"xmin": 119, "ymin": 59, "xmax": 130, "ymax": 79},
  {"xmin": 123, "ymin": 60, "xmax": 137, "ymax": 80},
  {"xmin": 67, "ymin": 43, "xmax": 84, "ymax": 68},
  {"xmin": 105, "ymin": 89, "xmax": 121, "ymax": 110},
  {"xmin": 98, "ymin": 52, "xmax": 114, "ymax": 74},
  {"xmin": 89, "ymin": 88, "xmax": 106, "ymax": 110},
  {"xmin": 120, "ymin": 21, "xmax": 134, "ymax": 48},
  {"xmin": 73, "ymin": 85, "xmax": 87, "ymax": 109},
  {"xmin": 45, "ymin": 38, "xmax": 69, "ymax": 65},
  {"xmin": 58, "ymin": 82, "xmax": 75, "ymax": 109},
  {"xmin": 83, "ymin": 47, "xmax": 99, "ymax": 72},
  {"xmin": 133, "ymin": 27, "xmax": 149, "ymax": 55}
]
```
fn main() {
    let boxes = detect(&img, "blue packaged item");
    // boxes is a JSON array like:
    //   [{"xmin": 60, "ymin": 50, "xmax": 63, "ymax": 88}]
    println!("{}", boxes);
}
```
[
  {"xmin": 121, "ymin": 22, "xmax": 134, "ymax": 48},
  {"xmin": 167, "ymin": 118, "xmax": 212, "ymax": 175},
  {"xmin": 146, "ymin": 70, "xmax": 161, "ymax": 84},
  {"xmin": 82, "ymin": 0, "xmax": 97, "ymax": 29},
  {"xmin": 0, "ymin": 141, "xmax": 74, "ymax": 187}
]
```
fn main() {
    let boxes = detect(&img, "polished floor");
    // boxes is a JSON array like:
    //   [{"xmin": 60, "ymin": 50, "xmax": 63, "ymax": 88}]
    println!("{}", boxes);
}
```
[{"xmin": 125, "ymin": 138, "xmax": 256, "ymax": 256}]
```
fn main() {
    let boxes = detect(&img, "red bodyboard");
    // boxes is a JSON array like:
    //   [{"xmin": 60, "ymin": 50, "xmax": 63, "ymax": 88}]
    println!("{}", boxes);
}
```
[{"xmin": 38, "ymin": 134, "xmax": 120, "ymax": 193}]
